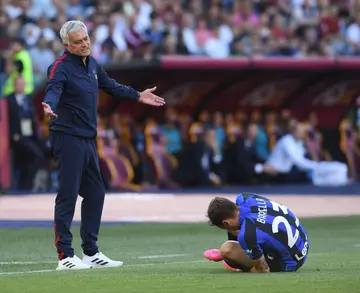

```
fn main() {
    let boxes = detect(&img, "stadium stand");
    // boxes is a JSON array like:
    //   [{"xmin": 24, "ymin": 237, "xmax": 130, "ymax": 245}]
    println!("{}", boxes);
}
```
[{"xmin": 1, "ymin": 0, "xmax": 360, "ymax": 192}]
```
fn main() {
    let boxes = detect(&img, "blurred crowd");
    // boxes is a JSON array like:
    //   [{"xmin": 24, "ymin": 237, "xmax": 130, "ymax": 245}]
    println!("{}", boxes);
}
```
[{"xmin": 1, "ymin": 0, "xmax": 360, "ymax": 93}]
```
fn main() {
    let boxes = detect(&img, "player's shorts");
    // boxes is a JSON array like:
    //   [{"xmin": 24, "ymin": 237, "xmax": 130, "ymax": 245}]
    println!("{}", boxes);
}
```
[{"xmin": 264, "ymin": 251, "xmax": 308, "ymax": 272}]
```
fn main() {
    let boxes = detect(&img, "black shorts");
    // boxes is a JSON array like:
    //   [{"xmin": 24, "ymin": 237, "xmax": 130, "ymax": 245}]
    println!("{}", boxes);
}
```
[{"xmin": 264, "ymin": 252, "xmax": 307, "ymax": 272}]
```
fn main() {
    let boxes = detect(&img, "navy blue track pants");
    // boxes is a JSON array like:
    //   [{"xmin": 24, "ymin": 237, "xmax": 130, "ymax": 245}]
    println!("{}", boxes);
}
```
[{"xmin": 50, "ymin": 132, "xmax": 105, "ymax": 259}]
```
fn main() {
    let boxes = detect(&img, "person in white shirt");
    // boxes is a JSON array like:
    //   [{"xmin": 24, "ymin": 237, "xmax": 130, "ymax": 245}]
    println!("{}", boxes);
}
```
[
  {"xmin": 204, "ymin": 27, "xmax": 230, "ymax": 59},
  {"xmin": 265, "ymin": 120, "xmax": 348, "ymax": 186},
  {"xmin": 266, "ymin": 121, "xmax": 317, "ymax": 174},
  {"xmin": 346, "ymin": 14, "xmax": 360, "ymax": 54}
]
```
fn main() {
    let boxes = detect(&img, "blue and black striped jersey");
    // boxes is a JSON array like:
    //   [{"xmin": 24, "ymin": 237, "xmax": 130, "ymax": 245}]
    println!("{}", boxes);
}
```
[{"xmin": 236, "ymin": 193, "xmax": 310, "ymax": 271}]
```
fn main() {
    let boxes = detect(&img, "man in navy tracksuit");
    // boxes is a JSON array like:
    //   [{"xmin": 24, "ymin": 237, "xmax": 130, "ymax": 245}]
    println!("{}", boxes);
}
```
[{"xmin": 42, "ymin": 20, "xmax": 165, "ymax": 270}]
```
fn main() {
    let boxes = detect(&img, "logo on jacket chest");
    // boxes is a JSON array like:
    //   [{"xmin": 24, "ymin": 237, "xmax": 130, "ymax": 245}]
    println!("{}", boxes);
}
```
[{"xmin": 92, "ymin": 69, "xmax": 98, "ymax": 80}]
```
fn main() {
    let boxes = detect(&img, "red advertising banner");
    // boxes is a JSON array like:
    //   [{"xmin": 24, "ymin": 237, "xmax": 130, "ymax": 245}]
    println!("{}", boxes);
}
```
[{"xmin": 0, "ymin": 98, "xmax": 10, "ymax": 189}]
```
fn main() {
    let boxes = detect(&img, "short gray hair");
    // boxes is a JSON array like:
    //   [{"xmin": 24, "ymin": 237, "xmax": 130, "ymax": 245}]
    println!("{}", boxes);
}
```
[{"xmin": 60, "ymin": 20, "xmax": 88, "ymax": 44}]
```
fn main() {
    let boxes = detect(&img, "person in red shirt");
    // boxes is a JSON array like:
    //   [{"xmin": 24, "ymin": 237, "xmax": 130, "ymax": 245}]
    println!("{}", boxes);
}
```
[{"xmin": 319, "ymin": 6, "xmax": 340, "ymax": 39}]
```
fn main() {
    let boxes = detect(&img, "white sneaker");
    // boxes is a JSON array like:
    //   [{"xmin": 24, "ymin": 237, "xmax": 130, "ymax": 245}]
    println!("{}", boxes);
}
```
[
  {"xmin": 82, "ymin": 252, "xmax": 124, "ymax": 268},
  {"xmin": 56, "ymin": 255, "xmax": 92, "ymax": 270}
]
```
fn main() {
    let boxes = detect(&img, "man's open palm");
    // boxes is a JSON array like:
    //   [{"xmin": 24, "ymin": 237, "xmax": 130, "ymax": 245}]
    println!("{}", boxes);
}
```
[
  {"xmin": 42, "ymin": 102, "xmax": 58, "ymax": 119},
  {"xmin": 138, "ymin": 86, "xmax": 165, "ymax": 107}
]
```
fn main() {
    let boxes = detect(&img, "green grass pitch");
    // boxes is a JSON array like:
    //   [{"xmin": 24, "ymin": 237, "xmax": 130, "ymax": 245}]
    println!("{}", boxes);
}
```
[{"xmin": 0, "ymin": 216, "xmax": 359, "ymax": 293}]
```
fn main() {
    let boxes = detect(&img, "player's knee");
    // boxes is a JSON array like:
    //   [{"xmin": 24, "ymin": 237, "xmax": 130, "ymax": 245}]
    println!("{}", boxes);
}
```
[{"xmin": 220, "ymin": 241, "xmax": 238, "ymax": 258}]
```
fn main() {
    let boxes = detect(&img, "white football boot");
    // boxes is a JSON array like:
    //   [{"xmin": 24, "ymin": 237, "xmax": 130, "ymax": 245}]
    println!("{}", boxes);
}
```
[
  {"xmin": 82, "ymin": 252, "xmax": 124, "ymax": 268},
  {"xmin": 56, "ymin": 255, "xmax": 92, "ymax": 270}
]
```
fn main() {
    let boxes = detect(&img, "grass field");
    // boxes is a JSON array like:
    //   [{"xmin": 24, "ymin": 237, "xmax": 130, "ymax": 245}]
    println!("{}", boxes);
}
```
[{"xmin": 1, "ymin": 216, "xmax": 360, "ymax": 293}]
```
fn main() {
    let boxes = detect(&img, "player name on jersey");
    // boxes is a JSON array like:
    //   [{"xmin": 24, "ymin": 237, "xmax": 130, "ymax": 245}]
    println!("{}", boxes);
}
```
[{"xmin": 256, "ymin": 197, "xmax": 268, "ymax": 224}]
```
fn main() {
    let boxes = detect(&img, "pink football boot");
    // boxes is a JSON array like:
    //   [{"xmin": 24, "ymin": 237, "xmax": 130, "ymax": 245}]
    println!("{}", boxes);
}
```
[{"xmin": 203, "ymin": 249, "xmax": 223, "ymax": 262}]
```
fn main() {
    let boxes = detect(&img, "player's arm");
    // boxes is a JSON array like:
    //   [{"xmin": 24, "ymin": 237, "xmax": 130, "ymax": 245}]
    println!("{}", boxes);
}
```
[
  {"xmin": 239, "ymin": 218, "xmax": 270, "ymax": 273},
  {"xmin": 283, "ymin": 136, "xmax": 318, "ymax": 171},
  {"xmin": 42, "ymin": 63, "xmax": 68, "ymax": 119},
  {"xmin": 96, "ymin": 63, "xmax": 140, "ymax": 101}
]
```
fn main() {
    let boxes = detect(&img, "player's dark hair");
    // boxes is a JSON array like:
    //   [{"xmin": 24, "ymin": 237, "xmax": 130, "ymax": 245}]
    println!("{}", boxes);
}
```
[{"xmin": 206, "ymin": 197, "xmax": 238, "ymax": 228}]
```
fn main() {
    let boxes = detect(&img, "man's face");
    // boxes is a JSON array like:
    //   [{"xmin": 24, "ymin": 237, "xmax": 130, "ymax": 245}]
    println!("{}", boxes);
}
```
[
  {"xmin": 293, "ymin": 123, "xmax": 306, "ymax": 140},
  {"xmin": 204, "ymin": 129, "xmax": 216, "ymax": 145},
  {"xmin": 247, "ymin": 124, "xmax": 258, "ymax": 142},
  {"xmin": 15, "ymin": 77, "xmax": 26, "ymax": 93},
  {"xmin": 12, "ymin": 42, "xmax": 22, "ymax": 53},
  {"xmin": 65, "ymin": 28, "xmax": 91, "ymax": 57}
]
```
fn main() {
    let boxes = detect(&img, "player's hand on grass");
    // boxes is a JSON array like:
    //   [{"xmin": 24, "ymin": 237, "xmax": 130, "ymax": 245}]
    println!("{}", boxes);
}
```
[
  {"xmin": 42, "ymin": 102, "xmax": 58, "ymax": 120},
  {"xmin": 138, "ymin": 86, "xmax": 166, "ymax": 107},
  {"xmin": 250, "ymin": 256, "xmax": 270, "ymax": 273}
]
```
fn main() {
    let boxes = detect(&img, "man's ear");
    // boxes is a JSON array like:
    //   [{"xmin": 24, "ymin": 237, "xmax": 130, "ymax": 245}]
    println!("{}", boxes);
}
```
[{"xmin": 221, "ymin": 220, "xmax": 230, "ymax": 229}]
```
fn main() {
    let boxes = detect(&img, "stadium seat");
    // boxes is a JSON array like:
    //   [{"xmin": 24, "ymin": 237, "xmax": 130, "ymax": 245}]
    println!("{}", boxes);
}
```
[
  {"xmin": 118, "ymin": 142, "xmax": 140, "ymax": 167},
  {"xmin": 143, "ymin": 122, "xmax": 177, "ymax": 185},
  {"xmin": 97, "ymin": 130, "xmax": 140, "ymax": 191}
]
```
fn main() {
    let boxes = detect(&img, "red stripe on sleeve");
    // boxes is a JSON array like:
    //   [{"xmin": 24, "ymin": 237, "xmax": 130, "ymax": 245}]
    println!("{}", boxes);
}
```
[{"xmin": 49, "ymin": 54, "xmax": 67, "ymax": 80}]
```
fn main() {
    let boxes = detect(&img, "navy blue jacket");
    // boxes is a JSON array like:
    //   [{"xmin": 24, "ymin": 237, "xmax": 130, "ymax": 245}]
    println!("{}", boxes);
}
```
[{"xmin": 43, "ymin": 50, "xmax": 140, "ymax": 138}]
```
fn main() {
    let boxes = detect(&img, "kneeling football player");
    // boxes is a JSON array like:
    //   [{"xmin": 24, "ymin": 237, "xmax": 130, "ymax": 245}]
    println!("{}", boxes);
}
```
[{"xmin": 204, "ymin": 194, "xmax": 310, "ymax": 273}]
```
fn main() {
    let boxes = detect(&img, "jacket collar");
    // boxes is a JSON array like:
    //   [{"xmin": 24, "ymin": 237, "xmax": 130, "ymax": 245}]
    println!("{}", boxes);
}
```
[{"xmin": 64, "ymin": 49, "xmax": 89, "ymax": 65}]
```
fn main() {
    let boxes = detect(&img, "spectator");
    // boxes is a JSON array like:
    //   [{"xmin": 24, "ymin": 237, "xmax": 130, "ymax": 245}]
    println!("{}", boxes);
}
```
[
  {"xmin": 293, "ymin": 0, "xmax": 320, "ymax": 37},
  {"xmin": 29, "ymin": 36, "xmax": 56, "ymax": 85},
  {"xmin": 2, "ymin": 38, "xmax": 34, "ymax": 96},
  {"xmin": 27, "ymin": 0, "xmax": 58, "ymax": 20},
  {"xmin": 212, "ymin": 111, "xmax": 226, "ymax": 157},
  {"xmin": 6, "ymin": 76, "xmax": 44, "ymax": 190},
  {"xmin": 224, "ymin": 122, "xmax": 276, "ymax": 185},
  {"xmin": 346, "ymin": 11, "xmax": 360, "ymax": 55},
  {"xmin": 159, "ymin": 108, "xmax": 182, "ymax": 156},
  {"xmin": 319, "ymin": 5, "xmax": 340, "ymax": 39},
  {"xmin": 194, "ymin": 18, "xmax": 213, "ymax": 51},
  {"xmin": 232, "ymin": 0, "xmax": 260, "ymax": 28},
  {"xmin": 20, "ymin": 15, "xmax": 57, "ymax": 47},
  {"xmin": 204, "ymin": 26, "xmax": 230, "ymax": 58},
  {"xmin": 66, "ymin": 0, "xmax": 85, "ymax": 19},
  {"xmin": 172, "ymin": 128, "xmax": 224, "ymax": 187},
  {"xmin": 265, "ymin": 120, "xmax": 349, "ymax": 186}
]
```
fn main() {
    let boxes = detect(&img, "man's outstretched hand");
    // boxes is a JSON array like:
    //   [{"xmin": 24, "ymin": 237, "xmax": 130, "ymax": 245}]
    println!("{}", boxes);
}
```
[
  {"xmin": 138, "ymin": 86, "xmax": 165, "ymax": 107},
  {"xmin": 42, "ymin": 102, "xmax": 58, "ymax": 119}
]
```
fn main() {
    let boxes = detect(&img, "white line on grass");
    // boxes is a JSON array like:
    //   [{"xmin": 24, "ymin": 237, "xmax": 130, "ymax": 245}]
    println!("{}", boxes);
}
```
[
  {"xmin": 138, "ymin": 254, "xmax": 188, "ymax": 259},
  {"xmin": 0, "ymin": 269, "xmax": 55, "ymax": 275},
  {"xmin": 0, "ymin": 254, "xmax": 189, "ymax": 265},
  {"xmin": 0, "ymin": 261, "xmax": 55, "ymax": 265},
  {"xmin": 0, "ymin": 260, "xmax": 207, "ymax": 276}
]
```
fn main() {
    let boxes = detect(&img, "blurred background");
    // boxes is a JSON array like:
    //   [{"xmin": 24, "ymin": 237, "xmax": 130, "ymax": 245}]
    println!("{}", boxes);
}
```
[{"xmin": 1, "ymin": 0, "xmax": 360, "ymax": 194}]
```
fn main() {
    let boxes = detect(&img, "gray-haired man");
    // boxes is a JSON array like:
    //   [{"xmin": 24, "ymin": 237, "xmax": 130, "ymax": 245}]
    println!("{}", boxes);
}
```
[{"xmin": 42, "ymin": 20, "xmax": 165, "ymax": 270}]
